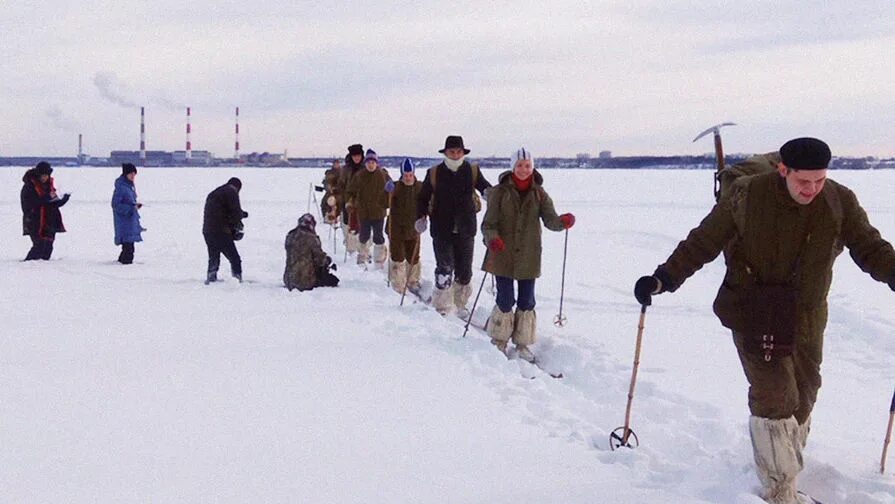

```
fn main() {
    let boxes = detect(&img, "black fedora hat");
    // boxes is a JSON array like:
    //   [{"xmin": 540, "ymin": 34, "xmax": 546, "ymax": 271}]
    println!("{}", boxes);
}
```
[{"xmin": 438, "ymin": 135, "xmax": 470, "ymax": 155}]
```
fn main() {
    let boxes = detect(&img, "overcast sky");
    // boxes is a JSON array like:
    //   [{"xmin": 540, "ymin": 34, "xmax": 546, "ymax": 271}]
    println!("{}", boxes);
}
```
[{"xmin": 2, "ymin": 1, "xmax": 893, "ymax": 158}]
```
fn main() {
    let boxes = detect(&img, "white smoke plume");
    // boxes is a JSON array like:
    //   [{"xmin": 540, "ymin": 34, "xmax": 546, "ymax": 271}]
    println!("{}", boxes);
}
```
[{"xmin": 93, "ymin": 72, "xmax": 138, "ymax": 109}]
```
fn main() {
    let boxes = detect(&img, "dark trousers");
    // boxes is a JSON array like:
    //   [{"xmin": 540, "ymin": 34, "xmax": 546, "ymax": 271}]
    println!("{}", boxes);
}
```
[
  {"xmin": 433, "ymin": 234, "xmax": 474, "ymax": 289},
  {"xmin": 204, "ymin": 232, "xmax": 242, "ymax": 279},
  {"xmin": 359, "ymin": 219, "xmax": 385, "ymax": 245},
  {"xmin": 118, "ymin": 242, "xmax": 135, "ymax": 264},
  {"xmin": 495, "ymin": 276, "xmax": 536, "ymax": 312},
  {"xmin": 25, "ymin": 234, "xmax": 54, "ymax": 261},
  {"xmin": 389, "ymin": 236, "xmax": 420, "ymax": 264}
]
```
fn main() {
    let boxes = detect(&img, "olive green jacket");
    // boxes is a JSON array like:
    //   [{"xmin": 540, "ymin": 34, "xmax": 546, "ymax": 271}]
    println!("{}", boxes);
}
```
[
  {"xmin": 387, "ymin": 180, "xmax": 422, "ymax": 241},
  {"xmin": 346, "ymin": 167, "xmax": 391, "ymax": 221},
  {"xmin": 656, "ymin": 171, "xmax": 895, "ymax": 331},
  {"xmin": 481, "ymin": 170, "xmax": 565, "ymax": 280}
]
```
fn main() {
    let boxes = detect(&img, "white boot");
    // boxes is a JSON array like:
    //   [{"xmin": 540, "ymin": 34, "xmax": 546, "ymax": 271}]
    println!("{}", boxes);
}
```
[
  {"xmin": 432, "ymin": 284, "xmax": 454, "ymax": 315},
  {"xmin": 373, "ymin": 244, "xmax": 388, "ymax": 269},
  {"xmin": 453, "ymin": 282, "xmax": 473, "ymax": 318},
  {"xmin": 344, "ymin": 226, "xmax": 359, "ymax": 255},
  {"xmin": 389, "ymin": 261, "xmax": 407, "ymax": 293},
  {"xmin": 749, "ymin": 416, "xmax": 804, "ymax": 504},
  {"xmin": 512, "ymin": 309, "xmax": 537, "ymax": 363},
  {"xmin": 487, "ymin": 305, "xmax": 514, "ymax": 356},
  {"xmin": 407, "ymin": 261, "xmax": 422, "ymax": 293},
  {"xmin": 357, "ymin": 240, "xmax": 371, "ymax": 265},
  {"xmin": 797, "ymin": 416, "xmax": 811, "ymax": 450}
]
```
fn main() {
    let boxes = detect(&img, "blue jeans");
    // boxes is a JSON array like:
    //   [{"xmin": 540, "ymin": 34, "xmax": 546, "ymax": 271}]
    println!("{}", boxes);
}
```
[{"xmin": 495, "ymin": 276, "xmax": 535, "ymax": 313}]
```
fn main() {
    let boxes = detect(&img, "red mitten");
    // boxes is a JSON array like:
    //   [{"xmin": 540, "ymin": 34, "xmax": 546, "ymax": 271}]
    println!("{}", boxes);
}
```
[
  {"xmin": 489, "ymin": 237, "xmax": 506, "ymax": 253},
  {"xmin": 560, "ymin": 213, "xmax": 575, "ymax": 229}
]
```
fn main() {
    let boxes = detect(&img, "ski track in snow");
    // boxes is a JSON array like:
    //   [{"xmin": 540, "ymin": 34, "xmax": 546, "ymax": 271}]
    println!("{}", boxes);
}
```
[{"xmin": 2, "ymin": 167, "xmax": 895, "ymax": 503}]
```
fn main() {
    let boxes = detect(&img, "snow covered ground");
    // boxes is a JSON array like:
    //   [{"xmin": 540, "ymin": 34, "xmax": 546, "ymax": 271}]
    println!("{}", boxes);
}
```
[{"xmin": 2, "ymin": 166, "xmax": 895, "ymax": 503}]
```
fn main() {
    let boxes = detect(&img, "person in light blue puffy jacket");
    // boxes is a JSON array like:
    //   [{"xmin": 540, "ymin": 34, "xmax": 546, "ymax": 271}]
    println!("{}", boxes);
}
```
[{"xmin": 112, "ymin": 163, "xmax": 143, "ymax": 264}]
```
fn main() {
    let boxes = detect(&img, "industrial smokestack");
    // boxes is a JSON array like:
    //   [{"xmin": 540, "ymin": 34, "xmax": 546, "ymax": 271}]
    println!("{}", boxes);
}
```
[
  {"xmin": 78, "ymin": 133, "xmax": 83, "ymax": 165},
  {"xmin": 140, "ymin": 107, "xmax": 146, "ymax": 166},
  {"xmin": 185, "ymin": 106, "xmax": 192, "ymax": 163},
  {"xmin": 235, "ymin": 106, "xmax": 240, "ymax": 162}
]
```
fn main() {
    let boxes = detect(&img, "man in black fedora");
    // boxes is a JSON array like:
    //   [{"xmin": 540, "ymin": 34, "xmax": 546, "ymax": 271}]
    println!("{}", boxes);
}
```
[{"xmin": 416, "ymin": 135, "xmax": 492, "ymax": 316}]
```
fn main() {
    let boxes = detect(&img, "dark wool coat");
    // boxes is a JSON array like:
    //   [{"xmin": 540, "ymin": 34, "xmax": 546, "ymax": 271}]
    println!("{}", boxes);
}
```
[
  {"xmin": 112, "ymin": 175, "xmax": 143, "ymax": 245},
  {"xmin": 416, "ymin": 160, "xmax": 491, "ymax": 239},
  {"xmin": 480, "ymin": 171, "xmax": 564, "ymax": 280},
  {"xmin": 387, "ymin": 180, "xmax": 422, "ymax": 241},
  {"xmin": 346, "ymin": 167, "xmax": 391, "ymax": 221},
  {"xmin": 203, "ymin": 183, "xmax": 244, "ymax": 236},
  {"xmin": 656, "ymin": 171, "xmax": 895, "ymax": 336},
  {"xmin": 21, "ymin": 169, "xmax": 67, "ymax": 238}
]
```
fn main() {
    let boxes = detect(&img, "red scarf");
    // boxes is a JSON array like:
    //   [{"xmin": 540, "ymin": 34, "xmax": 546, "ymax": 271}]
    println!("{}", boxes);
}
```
[{"xmin": 512, "ymin": 173, "xmax": 532, "ymax": 192}]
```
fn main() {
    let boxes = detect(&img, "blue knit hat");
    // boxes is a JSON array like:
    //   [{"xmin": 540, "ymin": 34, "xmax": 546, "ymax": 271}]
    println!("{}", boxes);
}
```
[
  {"xmin": 364, "ymin": 149, "xmax": 378, "ymax": 163},
  {"xmin": 401, "ymin": 158, "xmax": 415, "ymax": 174}
]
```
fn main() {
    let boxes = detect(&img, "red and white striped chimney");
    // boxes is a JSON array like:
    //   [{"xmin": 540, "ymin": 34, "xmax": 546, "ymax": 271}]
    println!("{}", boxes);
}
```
[
  {"xmin": 235, "ymin": 106, "xmax": 240, "ymax": 161},
  {"xmin": 140, "ymin": 107, "xmax": 146, "ymax": 166},
  {"xmin": 185, "ymin": 106, "xmax": 192, "ymax": 163}
]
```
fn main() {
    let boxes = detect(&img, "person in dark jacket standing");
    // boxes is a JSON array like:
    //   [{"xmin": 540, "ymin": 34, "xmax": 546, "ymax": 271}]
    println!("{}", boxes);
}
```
[
  {"xmin": 633, "ymin": 138, "xmax": 895, "ymax": 504},
  {"xmin": 385, "ymin": 158, "xmax": 423, "ymax": 293},
  {"xmin": 21, "ymin": 161, "xmax": 70, "ymax": 260},
  {"xmin": 338, "ymin": 144, "xmax": 365, "ymax": 256},
  {"xmin": 481, "ymin": 148, "xmax": 575, "ymax": 362},
  {"xmin": 112, "ymin": 163, "xmax": 143, "ymax": 264},
  {"xmin": 203, "ymin": 177, "xmax": 247, "ymax": 284},
  {"xmin": 346, "ymin": 149, "xmax": 391, "ymax": 267},
  {"xmin": 415, "ymin": 135, "xmax": 491, "ymax": 316}
]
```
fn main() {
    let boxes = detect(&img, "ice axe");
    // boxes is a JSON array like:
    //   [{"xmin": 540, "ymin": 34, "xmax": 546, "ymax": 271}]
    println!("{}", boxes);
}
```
[
  {"xmin": 692, "ymin": 122, "xmax": 736, "ymax": 202},
  {"xmin": 881, "ymin": 387, "xmax": 895, "ymax": 474},
  {"xmin": 610, "ymin": 304, "xmax": 648, "ymax": 450}
]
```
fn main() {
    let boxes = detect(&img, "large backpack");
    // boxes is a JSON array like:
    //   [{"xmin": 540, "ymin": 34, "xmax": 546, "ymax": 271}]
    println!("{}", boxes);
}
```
[{"xmin": 428, "ymin": 163, "xmax": 482, "ymax": 214}]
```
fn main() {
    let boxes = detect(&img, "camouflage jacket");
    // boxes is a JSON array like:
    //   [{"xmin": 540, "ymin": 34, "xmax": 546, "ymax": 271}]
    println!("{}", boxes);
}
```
[{"xmin": 284, "ymin": 227, "xmax": 331, "ymax": 291}]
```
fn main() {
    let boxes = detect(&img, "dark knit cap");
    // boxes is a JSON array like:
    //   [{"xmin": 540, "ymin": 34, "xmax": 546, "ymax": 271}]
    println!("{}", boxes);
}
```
[
  {"xmin": 347, "ymin": 144, "xmax": 364, "ymax": 156},
  {"xmin": 228, "ymin": 177, "xmax": 242, "ymax": 190},
  {"xmin": 122, "ymin": 163, "xmax": 137, "ymax": 175},
  {"xmin": 780, "ymin": 137, "xmax": 831, "ymax": 170},
  {"xmin": 35, "ymin": 161, "xmax": 53, "ymax": 175}
]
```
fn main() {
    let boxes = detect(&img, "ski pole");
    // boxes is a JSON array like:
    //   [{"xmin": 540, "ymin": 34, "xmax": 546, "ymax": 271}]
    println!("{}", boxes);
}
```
[
  {"xmin": 463, "ymin": 270, "xmax": 489, "ymax": 338},
  {"xmin": 610, "ymin": 304, "xmax": 648, "ymax": 450},
  {"xmin": 400, "ymin": 238, "xmax": 422, "ymax": 307},
  {"xmin": 881, "ymin": 387, "xmax": 895, "ymax": 474},
  {"xmin": 307, "ymin": 183, "xmax": 312, "ymax": 213},
  {"xmin": 554, "ymin": 228, "xmax": 569, "ymax": 327}
]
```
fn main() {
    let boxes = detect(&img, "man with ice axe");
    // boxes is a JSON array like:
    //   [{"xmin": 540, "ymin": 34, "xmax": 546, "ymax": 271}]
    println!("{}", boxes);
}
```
[{"xmin": 633, "ymin": 137, "xmax": 895, "ymax": 504}]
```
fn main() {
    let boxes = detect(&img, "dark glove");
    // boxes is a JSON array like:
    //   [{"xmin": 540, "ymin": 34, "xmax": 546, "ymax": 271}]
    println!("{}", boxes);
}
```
[
  {"xmin": 488, "ymin": 237, "xmax": 505, "ymax": 253},
  {"xmin": 634, "ymin": 276, "xmax": 660, "ymax": 306},
  {"xmin": 59, "ymin": 193, "xmax": 71, "ymax": 206},
  {"xmin": 560, "ymin": 213, "xmax": 575, "ymax": 229},
  {"xmin": 242, "ymin": 210, "xmax": 249, "ymax": 218},
  {"xmin": 330, "ymin": 263, "xmax": 338, "ymax": 272}
]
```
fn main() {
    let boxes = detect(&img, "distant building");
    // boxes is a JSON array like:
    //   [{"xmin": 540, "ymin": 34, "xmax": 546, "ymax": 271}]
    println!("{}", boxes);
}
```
[
  {"xmin": 575, "ymin": 152, "xmax": 591, "ymax": 161},
  {"xmin": 599, "ymin": 150, "xmax": 612, "ymax": 159},
  {"xmin": 110, "ymin": 150, "xmax": 174, "ymax": 167},
  {"xmin": 173, "ymin": 150, "xmax": 213, "ymax": 165}
]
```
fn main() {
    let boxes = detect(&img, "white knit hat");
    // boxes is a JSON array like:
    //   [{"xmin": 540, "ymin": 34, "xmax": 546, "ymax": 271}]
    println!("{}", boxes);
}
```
[{"xmin": 510, "ymin": 147, "xmax": 534, "ymax": 169}]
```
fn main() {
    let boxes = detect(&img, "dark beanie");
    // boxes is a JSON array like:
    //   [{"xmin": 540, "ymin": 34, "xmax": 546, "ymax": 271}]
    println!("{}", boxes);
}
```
[
  {"xmin": 122, "ymin": 163, "xmax": 137, "ymax": 175},
  {"xmin": 779, "ymin": 137, "xmax": 831, "ymax": 170},
  {"xmin": 348, "ymin": 144, "xmax": 364, "ymax": 156},
  {"xmin": 35, "ymin": 161, "xmax": 53, "ymax": 175},
  {"xmin": 228, "ymin": 177, "xmax": 242, "ymax": 190}
]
